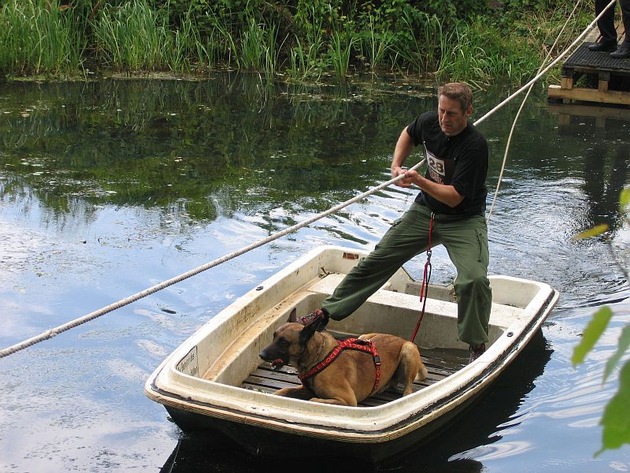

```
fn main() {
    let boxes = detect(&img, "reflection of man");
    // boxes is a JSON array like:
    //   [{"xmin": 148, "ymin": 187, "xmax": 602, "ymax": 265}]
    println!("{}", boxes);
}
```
[
  {"xmin": 584, "ymin": 142, "xmax": 629, "ymax": 233},
  {"xmin": 588, "ymin": 0, "xmax": 630, "ymax": 59},
  {"xmin": 300, "ymin": 82, "xmax": 492, "ymax": 363}
]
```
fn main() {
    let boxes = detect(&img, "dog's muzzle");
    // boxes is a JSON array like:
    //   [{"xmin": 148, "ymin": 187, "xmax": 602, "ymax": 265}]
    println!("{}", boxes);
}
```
[{"xmin": 259, "ymin": 349, "xmax": 286, "ymax": 370}]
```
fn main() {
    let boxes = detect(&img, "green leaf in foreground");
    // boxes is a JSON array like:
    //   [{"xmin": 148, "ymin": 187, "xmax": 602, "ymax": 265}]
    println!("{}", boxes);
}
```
[
  {"xmin": 572, "ymin": 306, "xmax": 613, "ymax": 366},
  {"xmin": 573, "ymin": 223, "xmax": 609, "ymax": 240},
  {"xmin": 604, "ymin": 325, "xmax": 630, "ymax": 382},
  {"xmin": 597, "ymin": 360, "xmax": 630, "ymax": 456}
]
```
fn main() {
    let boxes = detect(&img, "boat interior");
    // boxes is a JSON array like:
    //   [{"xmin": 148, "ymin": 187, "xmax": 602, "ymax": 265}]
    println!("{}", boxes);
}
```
[{"xmin": 171, "ymin": 261, "xmax": 531, "ymax": 407}]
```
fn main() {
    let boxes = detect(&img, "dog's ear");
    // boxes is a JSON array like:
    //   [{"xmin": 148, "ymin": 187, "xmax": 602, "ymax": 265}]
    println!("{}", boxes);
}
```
[
  {"xmin": 299, "ymin": 321, "xmax": 317, "ymax": 345},
  {"xmin": 288, "ymin": 308, "xmax": 297, "ymax": 323}
]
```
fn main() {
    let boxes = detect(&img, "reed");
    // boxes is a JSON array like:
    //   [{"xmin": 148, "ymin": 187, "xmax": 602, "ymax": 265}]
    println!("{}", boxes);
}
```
[
  {"xmin": 437, "ymin": 19, "xmax": 542, "ymax": 86},
  {"xmin": 286, "ymin": 5, "xmax": 326, "ymax": 82},
  {"xmin": 0, "ymin": 0, "xmax": 82, "ymax": 76},
  {"xmin": 93, "ymin": 0, "xmax": 192, "ymax": 71},
  {"xmin": 207, "ymin": 14, "xmax": 240, "ymax": 69},
  {"xmin": 287, "ymin": 38, "xmax": 321, "ymax": 82},
  {"xmin": 328, "ymin": 30, "xmax": 357, "ymax": 80},
  {"xmin": 386, "ymin": 11, "xmax": 444, "ymax": 76},
  {"xmin": 0, "ymin": 0, "xmax": 590, "ymax": 87},
  {"xmin": 357, "ymin": 15, "xmax": 394, "ymax": 74},
  {"xmin": 239, "ymin": 17, "xmax": 285, "ymax": 78}
]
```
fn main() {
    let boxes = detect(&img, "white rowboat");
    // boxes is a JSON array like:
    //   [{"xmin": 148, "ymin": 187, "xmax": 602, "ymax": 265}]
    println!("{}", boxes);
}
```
[{"xmin": 145, "ymin": 245, "xmax": 559, "ymax": 463}]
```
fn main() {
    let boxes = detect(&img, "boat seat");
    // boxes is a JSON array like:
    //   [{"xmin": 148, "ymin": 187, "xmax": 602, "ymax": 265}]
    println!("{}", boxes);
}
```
[{"xmin": 307, "ymin": 273, "xmax": 524, "ymax": 331}]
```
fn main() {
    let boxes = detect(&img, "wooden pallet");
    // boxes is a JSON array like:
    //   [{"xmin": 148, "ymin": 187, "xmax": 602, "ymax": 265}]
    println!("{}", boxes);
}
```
[
  {"xmin": 548, "ymin": 43, "xmax": 630, "ymax": 106},
  {"xmin": 241, "ymin": 347, "xmax": 467, "ymax": 407}
]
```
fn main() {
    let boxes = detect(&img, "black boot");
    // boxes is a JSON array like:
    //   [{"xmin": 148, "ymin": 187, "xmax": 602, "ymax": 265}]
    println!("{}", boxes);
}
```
[
  {"xmin": 298, "ymin": 308, "xmax": 329, "ymax": 331},
  {"xmin": 588, "ymin": 39, "xmax": 617, "ymax": 52},
  {"xmin": 610, "ymin": 45, "xmax": 630, "ymax": 59}
]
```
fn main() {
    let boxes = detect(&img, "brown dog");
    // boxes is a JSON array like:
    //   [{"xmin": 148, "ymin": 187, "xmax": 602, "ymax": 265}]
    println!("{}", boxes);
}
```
[{"xmin": 259, "ymin": 314, "xmax": 428, "ymax": 406}]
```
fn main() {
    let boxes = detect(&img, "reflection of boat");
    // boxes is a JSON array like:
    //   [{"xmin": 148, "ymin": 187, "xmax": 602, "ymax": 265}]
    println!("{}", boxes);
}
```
[{"xmin": 145, "ymin": 245, "xmax": 559, "ymax": 464}]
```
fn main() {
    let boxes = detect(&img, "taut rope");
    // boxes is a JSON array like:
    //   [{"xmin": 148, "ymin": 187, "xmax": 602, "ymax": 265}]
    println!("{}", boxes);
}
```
[
  {"xmin": 485, "ymin": 0, "xmax": 612, "ymax": 222},
  {"xmin": 1, "ymin": 160, "xmax": 425, "ymax": 358},
  {"xmin": 2, "ymin": 3, "xmax": 610, "ymax": 358}
]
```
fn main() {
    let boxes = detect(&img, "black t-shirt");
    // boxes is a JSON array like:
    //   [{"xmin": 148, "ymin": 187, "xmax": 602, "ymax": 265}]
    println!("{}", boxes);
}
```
[{"xmin": 406, "ymin": 111, "xmax": 488, "ymax": 216}]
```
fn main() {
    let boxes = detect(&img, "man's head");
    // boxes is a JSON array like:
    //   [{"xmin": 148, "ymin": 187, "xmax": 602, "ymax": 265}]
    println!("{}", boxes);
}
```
[{"xmin": 437, "ymin": 82, "xmax": 473, "ymax": 137}]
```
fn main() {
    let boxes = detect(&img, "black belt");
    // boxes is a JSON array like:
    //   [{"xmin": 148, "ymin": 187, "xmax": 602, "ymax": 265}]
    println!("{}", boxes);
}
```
[{"xmin": 415, "ymin": 202, "xmax": 480, "ymax": 221}]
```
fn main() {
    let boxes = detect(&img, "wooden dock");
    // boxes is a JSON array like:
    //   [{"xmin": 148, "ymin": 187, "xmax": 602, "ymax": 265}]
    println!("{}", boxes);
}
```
[{"xmin": 548, "ymin": 36, "xmax": 630, "ymax": 106}]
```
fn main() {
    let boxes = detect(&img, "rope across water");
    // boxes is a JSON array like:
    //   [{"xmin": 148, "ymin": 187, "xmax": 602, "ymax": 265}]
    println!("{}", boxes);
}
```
[
  {"xmin": 1, "ymin": 4, "xmax": 609, "ymax": 358},
  {"xmin": 1, "ymin": 161, "xmax": 423, "ymax": 358}
]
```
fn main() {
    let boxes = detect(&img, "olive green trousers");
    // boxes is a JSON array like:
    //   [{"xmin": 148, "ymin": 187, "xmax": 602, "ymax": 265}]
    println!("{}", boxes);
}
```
[{"xmin": 321, "ymin": 202, "xmax": 492, "ymax": 346}]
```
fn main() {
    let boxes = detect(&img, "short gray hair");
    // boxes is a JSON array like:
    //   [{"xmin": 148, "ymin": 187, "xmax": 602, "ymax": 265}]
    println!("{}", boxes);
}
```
[{"xmin": 438, "ymin": 82, "xmax": 473, "ymax": 112}]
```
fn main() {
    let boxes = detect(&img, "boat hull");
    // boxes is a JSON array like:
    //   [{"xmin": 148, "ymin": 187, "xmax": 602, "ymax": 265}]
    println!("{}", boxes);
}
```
[{"xmin": 145, "ymin": 245, "xmax": 559, "ymax": 463}]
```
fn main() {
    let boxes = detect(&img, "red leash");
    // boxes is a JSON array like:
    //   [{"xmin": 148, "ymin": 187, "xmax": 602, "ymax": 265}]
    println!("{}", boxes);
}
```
[{"xmin": 410, "ymin": 212, "xmax": 434, "ymax": 343}]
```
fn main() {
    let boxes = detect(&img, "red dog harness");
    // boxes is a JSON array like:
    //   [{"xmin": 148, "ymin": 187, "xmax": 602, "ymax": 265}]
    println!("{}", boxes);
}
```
[{"xmin": 298, "ymin": 338, "xmax": 382, "ymax": 394}]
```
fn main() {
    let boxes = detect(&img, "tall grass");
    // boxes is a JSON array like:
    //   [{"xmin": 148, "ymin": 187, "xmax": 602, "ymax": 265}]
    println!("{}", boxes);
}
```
[
  {"xmin": 288, "ymin": 37, "xmax": 324, "ymax": 82},
  {"xmin": 286, "ymin": 4, "xmax": 327, "ymax": 82},
  {"xmin": 328, "ymin": 30, "xmax": 356, "ymax": 80},
  {"xmin": 387, "ymin": 11, "xmax": 444, "ymax": 76},
  {"xmin": 437, "ymin": 19, "xmax": 543, "ymax": 87},
  {"xmin": 357, "ymin": 15, "xmax": 395, "ymax": 74},
  {"xmin": 240, "ymin": 18, "xmax": 285, "ymax": 78},
  {"xmin": 0, "ymin": 0, "xmax": 83, "ymax": 76},
  {"xmin": 93, "ymin": 0, "xmax": 196, "ymax": 72},
  {"xmin": 0, "ymin": 0, "xmax": 589, "ymax": 86}
]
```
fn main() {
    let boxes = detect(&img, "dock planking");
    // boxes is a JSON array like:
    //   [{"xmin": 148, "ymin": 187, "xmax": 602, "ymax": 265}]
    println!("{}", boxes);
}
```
[{"xmin": 548, "ymin": 35, "xmax": 630, "ymax": 106}]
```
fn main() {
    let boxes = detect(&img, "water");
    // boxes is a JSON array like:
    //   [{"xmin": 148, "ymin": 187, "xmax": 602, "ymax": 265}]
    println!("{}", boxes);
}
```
[{"xmin": 0, "ymin": 76, "xmax": 629, "ymax": 473}]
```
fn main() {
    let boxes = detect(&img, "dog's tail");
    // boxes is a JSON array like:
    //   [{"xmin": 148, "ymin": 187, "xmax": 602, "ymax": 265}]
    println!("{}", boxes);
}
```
[{"xmin": 415, "ymin": 363, "xmax": 429, "ymax": 382}]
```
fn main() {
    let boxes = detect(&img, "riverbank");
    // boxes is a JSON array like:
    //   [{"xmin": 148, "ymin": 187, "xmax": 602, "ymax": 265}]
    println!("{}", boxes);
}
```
[{"xmin": 0, "ymin": 0, "xmax": 590, "ymax": 87}]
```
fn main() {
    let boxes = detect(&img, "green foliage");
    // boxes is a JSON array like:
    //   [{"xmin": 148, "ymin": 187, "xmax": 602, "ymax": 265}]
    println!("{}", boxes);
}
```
[
  {"xmin": 0, "ymin": 0, "xmax": 83, "ymax": 76},
  {"xmin": 573, "ymin": 189, "xmax": 630, "ymax": 455},
  {"xmin": 93, "ymin": 0, "xmax": 199, "ymax": 71},
  {"xmin": 0, "ymin": 0, "xmax": 591, "ymax": 86},
  {"xmin": 599, "ymin": 361, "xmax": 630, "ymax": 454},
  {"xmin": 572, "ymin": 307, "xmax": 613, "ymax": 366}
]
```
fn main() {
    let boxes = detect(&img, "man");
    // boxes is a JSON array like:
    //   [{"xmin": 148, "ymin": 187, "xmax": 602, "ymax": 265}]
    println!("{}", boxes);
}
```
[
  {"xmin": 588, "ymin": 0, "xmax": 630, "ymax": 59},
  {"xmin": 300, "ymin": 82, "xmax": 492, "ymax": 363}
]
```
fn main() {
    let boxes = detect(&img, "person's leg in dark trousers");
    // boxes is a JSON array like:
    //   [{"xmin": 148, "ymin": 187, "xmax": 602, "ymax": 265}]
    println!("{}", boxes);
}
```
[
  {"xmin": 322, "ymin": 203, "xmax": 430, "ymax": 320},
  {"xmin": 438, "ymin": 215, "xmax": 492, "ymax": 347},
  {"xmin": 595, "ymin": 0, "xmax": 619, "ymax": 44},
  {"xmin": 620, "ymin": 0, "xmax": 630, "ymax": 47}
]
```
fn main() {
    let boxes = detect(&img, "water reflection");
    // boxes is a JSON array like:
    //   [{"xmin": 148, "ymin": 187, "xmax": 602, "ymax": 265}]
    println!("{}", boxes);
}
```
[
  {"xmin": 551, "ymin": 107, "xmax": 630, "ymax": 236},
  {"xmin": 0, "ymin": 77, "xmax": 427, "ymax": 225},
  {"xmin": 2, "ymin": 76, "xmax": 630, "ymax": 472}
]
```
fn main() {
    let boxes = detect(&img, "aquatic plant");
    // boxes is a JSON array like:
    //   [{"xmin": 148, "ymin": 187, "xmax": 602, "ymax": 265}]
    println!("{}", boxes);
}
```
[
  {"xmin": 0, "ymin": 0, "xmax": 591, "ymax": 87},
  {"xmin": 0, "ymin": 0, "xmax": 83, "ymax": 76}
]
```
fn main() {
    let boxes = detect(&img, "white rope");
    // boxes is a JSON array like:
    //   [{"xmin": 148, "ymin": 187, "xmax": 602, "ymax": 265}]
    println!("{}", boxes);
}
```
[
  {"xmin": 486, "ymin": 0, "xmax": 597, "ymax": 222},
  {"xmin": 2, "ymin": 4, "xmax": 615, "ymax": 358},
  {"xmin": 1, "ymin": 160, "xmax": 426, "ymax": 358}
]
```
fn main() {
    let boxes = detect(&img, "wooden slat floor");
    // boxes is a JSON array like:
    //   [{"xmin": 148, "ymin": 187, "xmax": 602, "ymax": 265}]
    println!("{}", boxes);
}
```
[{"xmin": 242, "ymin": 347, "xmax": 468, "ymax": 407}]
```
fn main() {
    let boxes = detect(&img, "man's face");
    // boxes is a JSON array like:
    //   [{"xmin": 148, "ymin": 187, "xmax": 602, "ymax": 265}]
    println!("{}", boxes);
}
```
[{"xmin": 437, "ymin": 94, "xmax": 472, "ymax": 137}]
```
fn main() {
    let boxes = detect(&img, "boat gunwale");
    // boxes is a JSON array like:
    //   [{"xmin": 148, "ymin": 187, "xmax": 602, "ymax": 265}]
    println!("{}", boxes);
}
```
[
  {"xmin": 144, "ymin": 245, "xmax": 559, "ymax": 439},
  {"xmin": 146, "ymin": 285, "xmax": 557, "ymax": 441}
]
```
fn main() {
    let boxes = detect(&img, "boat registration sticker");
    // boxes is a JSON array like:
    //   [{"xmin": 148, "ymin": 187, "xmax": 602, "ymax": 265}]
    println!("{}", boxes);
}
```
[{"xmin": 177, "ymin": 346, "xmax": 199, "ymax": 377}]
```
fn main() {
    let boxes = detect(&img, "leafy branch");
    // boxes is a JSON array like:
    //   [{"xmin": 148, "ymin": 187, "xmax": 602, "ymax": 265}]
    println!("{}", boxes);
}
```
[{"xmin": 572, "ymin": 188, "xmax": 630, "ymax": 455}]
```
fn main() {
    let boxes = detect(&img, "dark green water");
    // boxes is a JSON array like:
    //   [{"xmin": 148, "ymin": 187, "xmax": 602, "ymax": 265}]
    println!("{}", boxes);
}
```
[{"xmin": 1, "ymin": 75, "xmax": 629, "ymax": 472}]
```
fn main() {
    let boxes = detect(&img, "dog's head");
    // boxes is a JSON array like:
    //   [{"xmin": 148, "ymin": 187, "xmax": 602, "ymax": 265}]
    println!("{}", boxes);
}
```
[{"xmin": 259, "ymin": 316, "xmax": 318, "ymax": 370}]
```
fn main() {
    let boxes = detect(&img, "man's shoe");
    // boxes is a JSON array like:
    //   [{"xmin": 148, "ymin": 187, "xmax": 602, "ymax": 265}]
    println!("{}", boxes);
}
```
[
  {"xmin": 298, "ymin": 308, "xmax": 329, "ymax": 331},
  {"xmin": 611, "ymin": 45, "xmax": 630, "ymax": 59},
  {"xmin": 588, "ymin": 40, "xmax": 617, "ymax": 52},
  {"xmin": 468, "ymin": 343, "xmax": 486, "ymax": 363}
]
